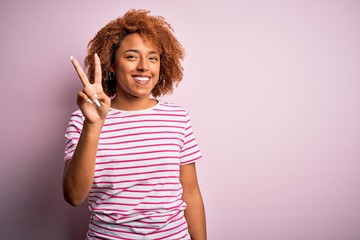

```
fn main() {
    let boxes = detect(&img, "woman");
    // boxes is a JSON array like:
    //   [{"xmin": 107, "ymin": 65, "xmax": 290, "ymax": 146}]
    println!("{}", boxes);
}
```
[{"xmin": 63, "ymin": 9, "xmax": 206, "ymax": 239}]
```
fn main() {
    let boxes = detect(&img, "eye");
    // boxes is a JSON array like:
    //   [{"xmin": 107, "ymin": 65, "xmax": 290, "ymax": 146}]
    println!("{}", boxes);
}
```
[
  {"xmin": 125, "ymin": 55, "xmax": 138, "ymax": 60},
  {"xmin": 149, "ymin": 56, "xmax": 159, "ymax": 62}
]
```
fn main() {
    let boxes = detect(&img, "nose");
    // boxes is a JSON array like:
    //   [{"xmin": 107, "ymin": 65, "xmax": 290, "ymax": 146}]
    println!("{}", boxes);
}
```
[{"xmin": 137, "ymin": 58, "xmax": 149, "ymax": 72}]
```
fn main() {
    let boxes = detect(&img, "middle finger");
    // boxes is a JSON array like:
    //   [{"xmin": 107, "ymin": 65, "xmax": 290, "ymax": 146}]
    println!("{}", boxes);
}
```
[{"xmin": 70, "ymin": 56, "xmax": 91, "ymax": 87}]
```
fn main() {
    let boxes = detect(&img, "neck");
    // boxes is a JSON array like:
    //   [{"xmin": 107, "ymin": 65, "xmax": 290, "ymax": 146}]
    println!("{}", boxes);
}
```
[{"xmin": 111, "ymin": 95, "xmax": 157, "ymax": 111}]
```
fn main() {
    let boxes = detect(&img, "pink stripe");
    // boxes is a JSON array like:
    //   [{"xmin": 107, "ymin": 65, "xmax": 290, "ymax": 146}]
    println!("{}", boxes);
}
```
[
  {"xmin": 153, "ymin": 108, "xmax": 186, "ymax": 112},
  {"xmin": 137, "ymin": 210, "xmax": 181, "ymax": 224},
  {"xmin": 65, "ymin": 130, "xmax": 80, "ymax": 135},
  {"xmin": 145, "ymin": 193, "xmax": 182, "ymax": 199},
  {"xmin": 93, "ymin": 209, "xmax": 174, "ymax": 221},
  {"xmin": 107, "ymin": 113, "xmax": 186, "ymax": 119},
  {"xmin": 65, "ymin": 136, "xmax": 79, "ymax": 141},
  {"xmin": 96, "ymin": 213, "xmax": 121, "ymax": 222},
  {"xmin": 105, "ymin": 212, "xmax": 184, "ymax": 231},
  {"xmin": 88, "ymin": 191, "xmax": 181, "ymax": 202},
  {"xmin": 88, "ymin": 223, "xmax": 136, "ymax": 239},
  {"xmin": 183, "ymin": 137, "xmax": 196, "ymax": 146},
  {"xmin": 165, "ymin": 210, "xmax": 182, "ymax": 223},
  {"xmin": 64, "ymin": 149, "xmax": 75, "ymax": 157},
  {"xmin": 136, "ymin": 181, "xmax": 179, "ymax": 186},
  {"xmin": 134, "ymin": 201, "xmax": 184, "ymax": 211},
  {"xmin": 181, "ymin": 149, "xmax": 200, "ymax": 159},
  {"xmin": 91, "ymin": 187, "xmax": 182, "ymax": 196},
  {"xmin": 103, "ymin": 118, "xmax": 185, "ymax": 127},
  {"xmin": 88, "ymin": 194, "xmax": 144, "ymax": 202},
  {"xmin": 89, "ymin": 199, "xmax": 138, "ymax": 207},
  {"xmin": 181, "ymin": 155, "xmax": 202, "ymax": 165},
  {"xmin": 95, "ymin": 162, "xmax": 179, "ymax": 172},
  {"xmin": 65, "ymin": 138, "xmax": 72, "ymax": 145},
  {"xmin": 91, "ymin": 196, "xmax": 181, "ymax": 207},
  {"xmin": 101, "ymin": 125, "xmax": 184, "ymax": 134},
  {"xmin": 92, "ymin": 176, "xmax": 179, "ymax": 186},
  {"xmin": 107, "ymin": 109, "xmax": 122, "ymax": 116},
  {"xmin": 64, "ymin": 142, "xmax": 76, "ymax": 152},
  {"xmin": 89, "ymin": 192, "xmax": 183, "ymax": 204},
  {"xmin": 66, "ymin": 123, "xmax": 80, "ymax": 130},
  {"xmin": 151, "ymin": 219, "xmax": 187, "ymax": 238},
  {"xmin": 97, "ymin": 143, "xmax": 180, "ymax": 152},
  {"xmin": 95, "ymin": 156, "xmax": 179, "ymax": 165},
  {"xmin": 98, "ymin": 137, "xmax": 182, "ymax": 145},
  {"xmin": 94, "ymin": 169, "xmax": 179, "ymax": 179},
  {"xmin": 88, "ymin": 205, "xmax": 125, "ymax": 213},
  {"xmin": 70, "ymin": 118, "xmax": 83, "ymax": 125},
  {"xmin": 90, "ymin": 183, "xmax": 180, "ymax": 195},
  {"xmin": 112, "ymin": 222, "xmax": 158, "ymax": 231},
  {"xmin": 99, "ymin": 130, "xmax": 184, "ymax": 140},
  {"xmin": 181, "ymin": 143, "xmax": 197, "ymax": 152},
  {"xmin": 139, "ymin": 198, "xmax": 182, "ymax": 206},
  {"xmin": 128, "ymin": 189, "xmax": 182, "ymax": 194},
  {"xmin": 96, "ymin": 149, "xmax": 179, "ymax": 158},
  {"xmin": 184, "ymin": 132, "xmax": 193, "ymax": 138},
  {"xmin": 91, "ymin": 201, "xmax": 183, "ymax": 213},
  {"xmin": 153, "ymin": 226, "xmax": 188, "ymax": 240},
  {"xmin": 69, "ymin": 114, "xmax": 83, "ymax": 121}
]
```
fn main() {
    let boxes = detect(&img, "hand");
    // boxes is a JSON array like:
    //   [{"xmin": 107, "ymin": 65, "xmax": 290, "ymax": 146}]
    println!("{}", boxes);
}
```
[{"xmin": 70, "ymin": 54, "xmax": 111, "ymax": 124}]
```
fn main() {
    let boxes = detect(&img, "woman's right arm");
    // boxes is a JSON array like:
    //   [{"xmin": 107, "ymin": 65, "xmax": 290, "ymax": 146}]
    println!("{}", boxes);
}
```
[
  {"xmin": 62, "ymin": 54, "xmax": 110, "ymax": 206},
  {"xmin": 63, "ymin": 120, "xmax": 103, "ymax": 206}
]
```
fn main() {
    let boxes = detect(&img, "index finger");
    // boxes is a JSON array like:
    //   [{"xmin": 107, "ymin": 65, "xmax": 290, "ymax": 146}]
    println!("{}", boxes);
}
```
[
  {"xmin": 94, "ymin": 53, "xmax": 102, "ymax": 84},
  {"xmin": 70, "ymin": 56, "xmax": 90, "ymax": 87}
]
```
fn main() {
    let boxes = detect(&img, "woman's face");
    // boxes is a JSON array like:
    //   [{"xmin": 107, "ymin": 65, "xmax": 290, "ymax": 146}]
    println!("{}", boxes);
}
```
[{"xmin": 112, "ymin": 33, "xmax": 160, "ymax": 100}]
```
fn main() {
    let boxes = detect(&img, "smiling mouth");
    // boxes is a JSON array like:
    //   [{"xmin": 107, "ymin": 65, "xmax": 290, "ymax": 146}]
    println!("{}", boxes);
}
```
[{"xmin": 133, "ymin": 76, "xmax": 150, "ymax": 81}]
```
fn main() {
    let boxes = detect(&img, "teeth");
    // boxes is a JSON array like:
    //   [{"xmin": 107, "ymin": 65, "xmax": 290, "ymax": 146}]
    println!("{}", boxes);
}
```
[{"xmin": 134, "ymin": 76, "xmax": 150, "ymax": 81}]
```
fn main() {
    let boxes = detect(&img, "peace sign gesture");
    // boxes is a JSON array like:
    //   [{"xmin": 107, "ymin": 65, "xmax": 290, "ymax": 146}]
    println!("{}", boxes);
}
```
[{"xmin": 70, "ymin": 54, "xmax": 111, "ymax": 124}]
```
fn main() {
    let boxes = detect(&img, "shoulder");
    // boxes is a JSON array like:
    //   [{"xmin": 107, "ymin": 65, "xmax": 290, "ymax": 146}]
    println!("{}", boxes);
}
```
[
  {"xmin": 67, "ymin": 109, "xmax": 85, "ymax": 127},
  {"xmin": 156, "ymin": 100, "xmax": 189, "ymax": 115},
  {"xmin": 69, "ymin": 109, "xmax": 84, "ymax": 120}
]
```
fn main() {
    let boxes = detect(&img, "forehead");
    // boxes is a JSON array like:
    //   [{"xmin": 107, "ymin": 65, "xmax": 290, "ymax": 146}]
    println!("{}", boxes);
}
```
[{"xmin": 118, "ymin": 33, "xmax": 160, "ymax": 53}]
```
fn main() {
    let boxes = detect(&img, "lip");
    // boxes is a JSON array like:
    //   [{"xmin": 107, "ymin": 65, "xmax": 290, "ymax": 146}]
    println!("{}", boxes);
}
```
[{"xmin": 132, "ymin": 75, "xmax": 151, "ymax": 85}]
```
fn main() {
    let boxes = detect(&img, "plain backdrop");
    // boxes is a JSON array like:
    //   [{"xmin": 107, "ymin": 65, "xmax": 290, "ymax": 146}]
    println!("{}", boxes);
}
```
[{"xmin": 0, "ymin": 0, "xmax": 359, "ymax": 239}]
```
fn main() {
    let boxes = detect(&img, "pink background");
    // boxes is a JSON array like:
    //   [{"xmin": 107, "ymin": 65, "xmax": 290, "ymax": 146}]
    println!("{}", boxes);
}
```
[{"xmin": 1, "ymin": 0, "xmax": 359, "ymax": 239}]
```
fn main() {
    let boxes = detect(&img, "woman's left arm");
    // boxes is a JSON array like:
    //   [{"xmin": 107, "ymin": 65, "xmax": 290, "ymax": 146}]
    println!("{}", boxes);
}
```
[{"xmin": 180, "ymin": 163, "xmax": 207, "ymax": 240}]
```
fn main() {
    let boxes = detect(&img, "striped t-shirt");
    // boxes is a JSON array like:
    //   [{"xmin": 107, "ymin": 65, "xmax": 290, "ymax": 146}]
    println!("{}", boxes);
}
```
[{"xmin": 64, "ymin": 101, "xmax": 202, "ymax": 239}]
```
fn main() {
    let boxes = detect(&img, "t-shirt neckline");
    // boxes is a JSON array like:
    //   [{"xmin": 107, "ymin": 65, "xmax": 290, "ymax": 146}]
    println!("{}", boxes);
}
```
[{"xmin": 109, "ymin": 99, "xmax": 160, "ymax": 114}]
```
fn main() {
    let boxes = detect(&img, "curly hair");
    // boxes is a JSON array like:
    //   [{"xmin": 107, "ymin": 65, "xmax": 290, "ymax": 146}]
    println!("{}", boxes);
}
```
[{"xmin": 84, "ymin": 9, "xmax": 185, "ymax": 98}]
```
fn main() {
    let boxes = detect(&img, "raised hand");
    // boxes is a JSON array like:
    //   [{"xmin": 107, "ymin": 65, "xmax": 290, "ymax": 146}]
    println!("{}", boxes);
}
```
[{"xmin": 70, "ymin": 54, "xmax": 111, "ymax": 124}]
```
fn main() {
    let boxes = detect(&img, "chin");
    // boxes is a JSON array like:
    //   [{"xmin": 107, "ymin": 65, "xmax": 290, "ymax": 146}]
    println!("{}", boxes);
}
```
[{"xmin": 129, "ymin": 91, "xmax": 152, "ymax": 99}]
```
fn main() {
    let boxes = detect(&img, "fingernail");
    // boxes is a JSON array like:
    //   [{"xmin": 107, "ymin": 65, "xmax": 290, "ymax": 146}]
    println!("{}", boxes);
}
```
[
  {"xmin": 70, "ymin": 56, "xmax": 74, "ymax": 60},
  {"xmin": 95, "ymin": 53, "xmax": 98, "ymax": 58},
  {"xmin": 86, "ymin": 98, "xmax": 93, "ymax": 104},
  {"xmin": 94, "ymin": 99, "xmax": 101, "ymax": 107}
]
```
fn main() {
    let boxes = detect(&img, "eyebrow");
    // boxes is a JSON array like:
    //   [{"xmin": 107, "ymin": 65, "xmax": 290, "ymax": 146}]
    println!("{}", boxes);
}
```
[{"xmin": 123, "ymin": 49, "xmax": 159, "ymax": 55}]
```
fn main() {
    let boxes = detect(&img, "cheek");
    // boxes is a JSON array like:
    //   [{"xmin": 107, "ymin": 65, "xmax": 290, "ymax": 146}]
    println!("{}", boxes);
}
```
[
  {"xmin": 152, "ymin": 64, "xmax": 161, "ymax": 75},
  {"xmin": 115, "ymin": 66, "xmax": 132, "ymax": 80}
]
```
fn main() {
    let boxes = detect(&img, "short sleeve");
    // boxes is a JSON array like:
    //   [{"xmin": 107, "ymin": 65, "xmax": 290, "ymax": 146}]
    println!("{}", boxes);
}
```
[
  {"xmin": 180, "ymin": 113, "xmax": 202, "ymax": 165},
  {"xmin": 64, "ymin": 111, "xmax": 84, "ymax": 162}
]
